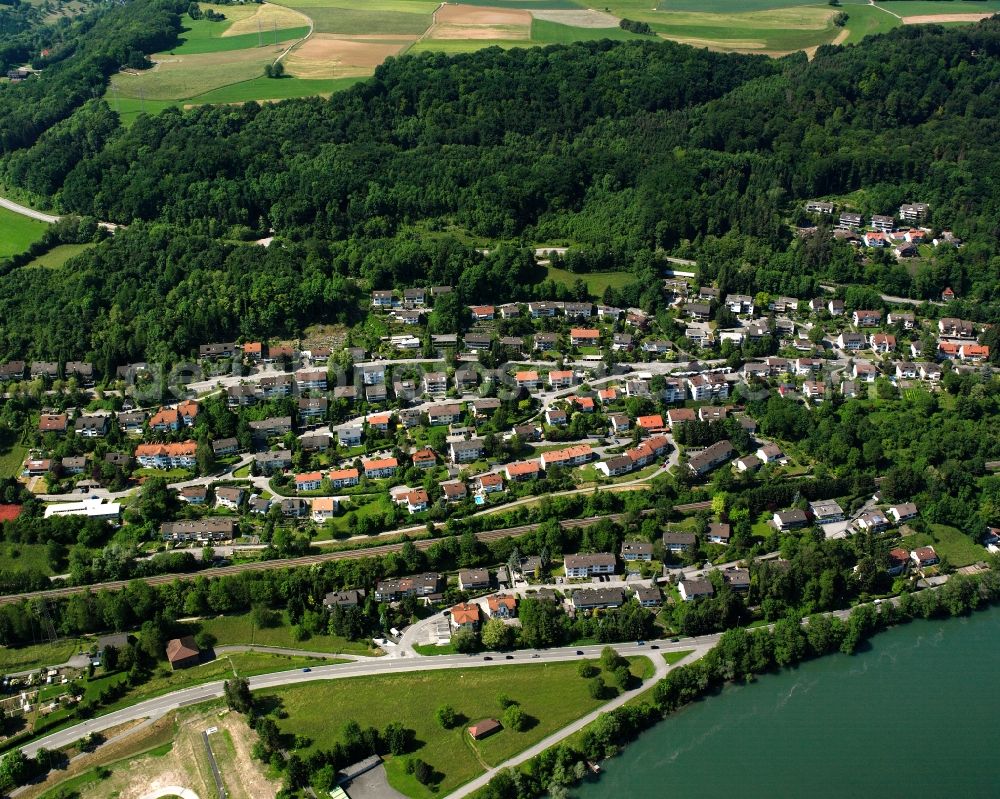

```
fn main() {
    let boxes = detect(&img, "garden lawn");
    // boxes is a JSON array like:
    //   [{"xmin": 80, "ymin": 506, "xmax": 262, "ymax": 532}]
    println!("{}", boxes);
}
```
[
  {"xmin": 0, "ymin": 444, "xmax": 27, "ymax": 478},
  {"xmin": 269, "ymin": 657, "xmax": 651, "ymax": 797},
  {"xmin": 545, "ymin": 264, "xmax": 636, "ymax": 298},
  {"xmin": 0, "ymin": 639, "xmax": 87, "ymax": 673},
  {"xmin": 0, "ymin": 542, "xmax": 55, "ymax": 576},
  {"xmin": 0, "ymin": 205, "xmax": 49, "ymax": 258},
  {"xmin": 904, "ymin": 524, "xmax": 986, "ymax": 568},
  {"xmin": 190, "ymin": 611, "xmax": 377, "ymax": 655}
]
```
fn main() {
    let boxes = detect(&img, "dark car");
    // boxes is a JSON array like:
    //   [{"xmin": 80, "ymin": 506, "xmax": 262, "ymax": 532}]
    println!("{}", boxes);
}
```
[
  {"xmin": 576, "ymin": 650, "xmax": 584, "ymax": 655},
  {"xmin": 301, "ymin": 667, "xmax": 311, "ymax": 673},
  {"xmin": 484, "ymin": 656, "xmax": 493, "ymax": 660},
  {"xmin": 505, "ymin": 655, "xmax": 514, "ymax": 660},
  {"xmin": 650, "ymin": 644, "xmax": 660, "ymax": 650}
]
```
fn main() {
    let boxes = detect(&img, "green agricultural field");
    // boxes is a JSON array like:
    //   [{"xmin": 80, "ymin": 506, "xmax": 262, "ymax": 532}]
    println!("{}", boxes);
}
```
[
  {"xmin": 530, "ymin": 19, "xmax": 645, "ymax": 43},
  {"xmin": 904, "ymin": 524, "xmax": 986, "ymax": 568},
  {"xmin": 877, "ymin": 1, "xmax": 1000, "ymax": 17},
  {"xmin": 22, "ymin": 242, "xmax": 94, "ymax": 269},
  {"xmin": 0, "ymin": 205, "xmax": 49, "ymax": 259},
  {"xmin": 268, "ymin": 656, "xmax": 651, "ymax": 797},
  {"xmin": 280, "ymin": 0, "xmax": 437, "ymax": 35},
  {"xmin": 189, "ymin": 611, "xmax": 377, "ymax": 656},
  {"xmin": 545, "ymin": 264, "xmax": 637, "ymax": 297},
  {"xmin": 170, "ymin": 22, "xmax": 310, "ymax": 55},
  {"xmin": 839, "ymin": 3, "xmax": 901, "ymax": 44},
  {"xmin": 408, "ymin": 38, "xmax": 528, "ymax": 54},
  {"xmin": 657, "ymin": 0, "xmax": 843, "ymax": 11}
]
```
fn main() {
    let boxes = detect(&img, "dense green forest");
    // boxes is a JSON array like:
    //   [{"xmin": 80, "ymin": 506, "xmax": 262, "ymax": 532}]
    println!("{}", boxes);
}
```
[{"xmin": 2, "ymin": 19, "xmax": 1000, "ymax": 363}]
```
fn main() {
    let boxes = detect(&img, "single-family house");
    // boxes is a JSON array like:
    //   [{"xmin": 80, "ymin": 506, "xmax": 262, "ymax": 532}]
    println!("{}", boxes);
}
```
[{"xmin": 678, "ymin": 579, "xmax": 715, "ymax": 602}]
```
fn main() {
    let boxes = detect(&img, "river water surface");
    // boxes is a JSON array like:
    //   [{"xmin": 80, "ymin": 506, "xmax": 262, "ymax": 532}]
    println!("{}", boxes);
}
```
[{"xmin": 574, "ymin": 607, "xmax": 1000, "ymax": 797}]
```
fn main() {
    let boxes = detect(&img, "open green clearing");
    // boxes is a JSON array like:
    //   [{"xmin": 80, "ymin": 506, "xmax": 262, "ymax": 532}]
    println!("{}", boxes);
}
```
[
  {"xmin": 23, "ymin": 243, "xmax": 94, "ymax": 270},
  {"xmin": 839, "ymin": 4, "xmax": 901, "ymax": 44},
  {"xmin": 0, "ymin": 639, "xmax": 86, "ymax": 674},
  {"xmin": 545, "ymin": 264, "xmax": 636, "ymax": 297},
  {"xmin": 662, "ymin": 649, "xmax": 694, "ymax": 665},
  {"xmin": 0, "ymin": 443, "xmax": 27, "ymax": 478},
  {"xmin": 189, "ymin": 611, "xmax": 378, "ymax": 656},
  {"xmin": 657, "ymin": 0, "xmax": 844, "ymax": 11},
  {"xmin": 0, "ymin": 206, "xmax": 49, "ymax": 258},
  {"xmin": 0, "ymin": 543, "xmax": 55, "ymax": 577},
  {"xmin": 269, "ymin": 657, "xmax": 651, "ymax": 797},
  {"xmin": 904, "ymin": 523, "xmax": 986, "ymax": 568}
]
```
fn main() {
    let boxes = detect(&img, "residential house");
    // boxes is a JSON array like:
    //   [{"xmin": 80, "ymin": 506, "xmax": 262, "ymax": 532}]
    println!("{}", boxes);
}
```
[
  {"xmin": 0, "ymin": 361, "xmax": 26, "ymax": 381},
  {"xmin": 725, "ymin": 294, "xmax": 755, "ymax": 315},
  {"xmin": 296, "ymin": 369, "xmax": 327, "ymax": 391},
  {"xmin": 295, "ymin": 471, "xmax": 323, "ymax": 492},
  {"xmin": 806, "ymin": 201, "xmax": 834, "ymax": 215},
  {"xmin": 889, "ymin": 503, "xmax": 918, "ymax": 524},
  {"xmin": 249, "ymin": 417, "xmax": 292, "ymax": 440},
  {"xmin": 898, "ymin": 203, "xmax": 928, "ymax": 221},
  {"xmin": 160, "ymin": 518, "xmax": 236, "ymax": 543},
  {"xmin": 450, "ymin": 438, "xmax": 485, "ymax": 464},
  {"xmin": 596, "ymin": 455, "xmax": 634, "ymax": 478},
  {"xmin": 338, "ymin": 426, "xmax": 363, "ymax": 447},
  {"xmin": 838, "ymin": 212, "xmax": 862, "ymax": 230},
  {"xmin": 959, "ymin": 344, "xmax": 990, "ymax": 361},
  {"xmin": 212, "ymin": 437, "xmax": 239, "ymax": 457},
  {"xmin": 215, "ymin": 486, "xmax": 244, "ymax": 510},
  {"xmin": 810, "ymin": 500, "xmax": 845, "ymax": 524},
  {"xmin": 864, "ymin": 231, "xmax": 889, "ymax": 248},
  {"xmin": 423, "ymin": 372, "xmax": 447, "ymax": 394},
  {"xmin": 406, "ymin": 489, "xmax": 429, "ymax": 514},
  {"xmin": 472, "ymin": 398, "xmax": 501, "ymax": 418},
  {"xmin": 61, "ymin": 456, "xmax": 86, "ymax": 474},
  {"xmin": 547, "ymin": 371, "xmax": 574, "ymax": 392},
  {"xmin": 697, "ymin": 406, "xmax": 727, "ymax": 422},
  {"xmin": 910, "ymin": 546, "xmax": 939, "ymax": 568},
  {"xmin": 442, "ymin": 481, "xmax": 468, "ymax": 502},
  {"xmin": 450, "ymin": 603, "xmax": 481, "ymax": 630},
  {"xmin": 919, "ymin": 363, "xmax": 942, "ymax": 381},
  {"xmin": 469, "ymin": 305, "xmax": 495, "ymax": 322},
  {"xmin": 632, "ymin": 585, "xmax": 662, "ymax": 608},
  {"xmin": 563, "ymin": 552, "xmax": 616, "ymax": 578},
  {"xmin": 403, "ymin": 287, "xmax": 426, "ymax": 307},
  {"xmin": 734, "ymin": 454, "xmax": 761, "ymax": 472},
  {"xmin": 853, "ymin": 310, "xmax": 882, "ymax": 328},
  {"xmin": 570, "ymin": 328, "xmax": 600, "ymax": 347},
  {"xmin": 362, "ymin": 457, "xmax": 398, "ymax": 479},
  {"xmin": 227, "ymin": 384, "xmax": 257, "ymax": 408},
  {"xmin": 608, "ymin": 413, "xmax": 631, "ymax": 435},
  {"xmin": 687, "ymin": 440, "xmax": 734, "ymax": 476},
  {"xmin": 662, "ymin": 532, "xmax": 696, "ymax": 553},
  {"xmin": 323, "ymin": 589, "xmax": 364, "ymax": 609},
  {"xmin": 870, "ymin": 214, "xmax": 895, "ymax": 232},
  {"xmin": 756, "ymin": 443, "xmax": 785, "ymax": 464},
  {"xmin": 887, "ymin": 548, "xmax": 910, "ymax": 576},
  {"xmin": 487, "ymin": 594, "xmax": 517, "ymax": 618},
  {"xmin": 938, "ymin": 318, "xmax": 975, "ymax": 338},
  {"xmin": 870, "ymin": 333, "xmax": 896, "ymax": 353},
  {"xmin": 280, "ymin": 498, "xmax": 309, "ymax": 518},
  {"xmin": 856, "ymin": 510, "xmax": 890, "ymax": 532},
  {"xmin": 459, "ymin": 568, "xmax": 491, "ymax": 591},
  {"xmin": 298, "ymin": 397, "xmax": 328, "ymax": 422},
  {"xmin": 621, "ymin": 541, "xmax": 653, "ymax": 562},
  {"xmin": 259, "ymin": 374, "xmax": 293, "ymax": 399},
  {"xmin": 545, "ymin": 408, "xmax": 568, "ymax": 426},
  {"xmin": 888, "ymin": 312, "xmax": 915, "ymax": 329},
  {"xmin": 572, "ymin": 587, "xmax": 626, "ymax": 611},
  {"xmin": 637, "ymin": 414, "xmax": 665, "ymax": 433},
  {"xmin": 360, "ymin": 364, "xmax": 386, "ymax": 385},
  {"xmin": 505, "ymin": 460, "xmax": 540, "ymax": 481},
  {"xmin": 803, "ymin": 380, "xmax": 826, "ymax": 402},
  {"xmin": 367, "ymin": 413, "xmax": 392, "ymax": 433},
  {"xmin": 895, "ymin": 362, "xmax": 918, "ymax": 380},
  {"xmin": 533, "ymin": 332, "xmax": 558, "ymax": 352},
  {"xmin": 371, "ymin": 290, "xmax": 395, "ymax": 308},
  {"xmin": 507, "ymin": 370, "xmax": 542, "ymax": 395},
  {"xmin": 564, "ymin": 302, "xmax": 593, "ymax": 318},
  {"xmin": 667, "ymin": 408, "xmax": 696, "ymax": 428},
  {"xmin": 30, "ymin": 361, "xmax": 59, "ymax": 380},
  {"xmin": 328, "ymin": 468, "xmax": 360, "ymax": 489},
  {"xmin": 300, "ymin": 433, "xmax": 331, "ymax": 452},
  {"xmin": 374, "ymin": 572, "xmax": 444, "ymax": 602},
  {"xmin": 853, "ymin": 362, "xmax": 878, "ymax": 382},
  {"xmin": 199, "ymin": 343, "xmax": 238, "ymax": 360},
  {"xmin": 687, "ymin": 373, "xmax": 729, "ymax": 401},
  {"xmin": 148, "ymin": 407, "xmax": 181, "ymax": 432},
  {"xmin": 166, "ymin": 637, "xmax": 201, "ymax": 670},
  {"xmin": 135, "ymin": 441, "xmax": 197, "ymax": 469},
  {"xmin": 74, "ymin": 415, "xmax": 108, "ymax": 438},
  {"xmin": 528, "ymin": 301, "xmax": 557, "ymax": 318},
  {"xmin": 254, "ymin": 450, "xmax": 292, "ymax": 474},
  {"xmin": 464, "ymin": 333, "xmax": 494, "ymax": 352},
  {"xmin": 540, "ymin": 444, "xmax": 593, "ymax": 469},
  {"xmin": 612, "ymin": 333, "xmax": 633, "ymax": 352},
  {"xmin": 773, "ymin": 509, "xmax": 809, "ymax": 531},
  {"xmin": 412, "ymin": 448, "xmax": 436, "ymax": 469},
  {"xmin": 706, "ymin": 523, "xmax": 732, "ymax": 545},
  {"xmin": 678, "ymin": 579, "xmax": 715, "ymax": 601},
  {"xmin": 838, "ymin": 332, "xmax": 866, "ymax": 351},
  {"xmin": 476, "ymin": 472, "xmax": 504, "ymax": 494}
]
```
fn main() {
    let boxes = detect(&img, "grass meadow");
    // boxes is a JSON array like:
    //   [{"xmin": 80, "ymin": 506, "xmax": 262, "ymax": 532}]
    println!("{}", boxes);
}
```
[
  {"xmin": 269, "ymin": 656, "xmax": 652, "ymax": 796},
  {"xmin": 0, "ymin": 206, "xmax": 49, "ymax": 258}
]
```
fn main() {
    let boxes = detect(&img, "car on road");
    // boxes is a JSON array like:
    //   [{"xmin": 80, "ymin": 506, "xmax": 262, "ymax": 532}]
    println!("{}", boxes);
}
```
[
  {"xmin": 483, "ymin": 656, "xmax": 493, "ymax": 660},
  {"xmin": 575, "ymin": 650, "xmax": 584, "ymax": 655},
  {"xmin": 301, "ymin": 667, "xmax": 311, "ymax": 672},
  {"xmin": 505, "ymin": 655, "xmax": 514, "ymax": 660},
  {"xmin": 636, "ymin": 640, "xmax": 645, "ymax": 646},
  {"xmin": 650, "ymin": 644, "xmax": 659, "ymax": 650},
  {"xmin": 532, "ymin": 653, "xmax": 540, "ymax": 658}
]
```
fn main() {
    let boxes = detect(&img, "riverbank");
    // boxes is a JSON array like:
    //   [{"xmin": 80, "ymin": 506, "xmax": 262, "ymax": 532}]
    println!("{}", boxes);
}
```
[{"xmin": 468, "ymin": 568, "xmax": 1000, "ymax": 799}]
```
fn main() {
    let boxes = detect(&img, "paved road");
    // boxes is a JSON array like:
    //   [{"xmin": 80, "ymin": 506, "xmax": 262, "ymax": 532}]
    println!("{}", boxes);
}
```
[
  {"xmin": 0, "ymin": 196, "xmax": 59, "ymax": 224},
  {"xmin": 18, "ymin": 638, "xmax": 711, "ymax": 758}
]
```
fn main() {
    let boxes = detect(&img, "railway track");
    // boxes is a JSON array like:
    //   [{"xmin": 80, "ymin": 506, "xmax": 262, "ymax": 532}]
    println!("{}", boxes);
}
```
[{"xmin": 0, "ymin": 509, "xmax": 675, "ymax": 605}]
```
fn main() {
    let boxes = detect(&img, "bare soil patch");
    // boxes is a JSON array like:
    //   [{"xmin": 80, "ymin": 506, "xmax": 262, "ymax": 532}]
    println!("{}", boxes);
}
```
[
  {"xmin": 531, "ymin": 9, "xmax": 620, "ymax": 28},
  {"xmin": 284, "ymin": 34, "xmax": 410, "ymax": 78},
  {"xmin": 902, "ymin": 13, "xmax": 992, "ymax": 24},
  {"xmin": 434, "ymin": 5, "xmax": 532, "ymax": 26},
  {"xmin": 429, "ymin": 23, "xmax": 530, "ymax": 39}
]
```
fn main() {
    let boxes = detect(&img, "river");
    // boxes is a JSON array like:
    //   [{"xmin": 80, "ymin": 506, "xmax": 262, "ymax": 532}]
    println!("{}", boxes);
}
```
[{"xmin": 575, "ymin": 607, "xmax": 1000, "ymax": 797}]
